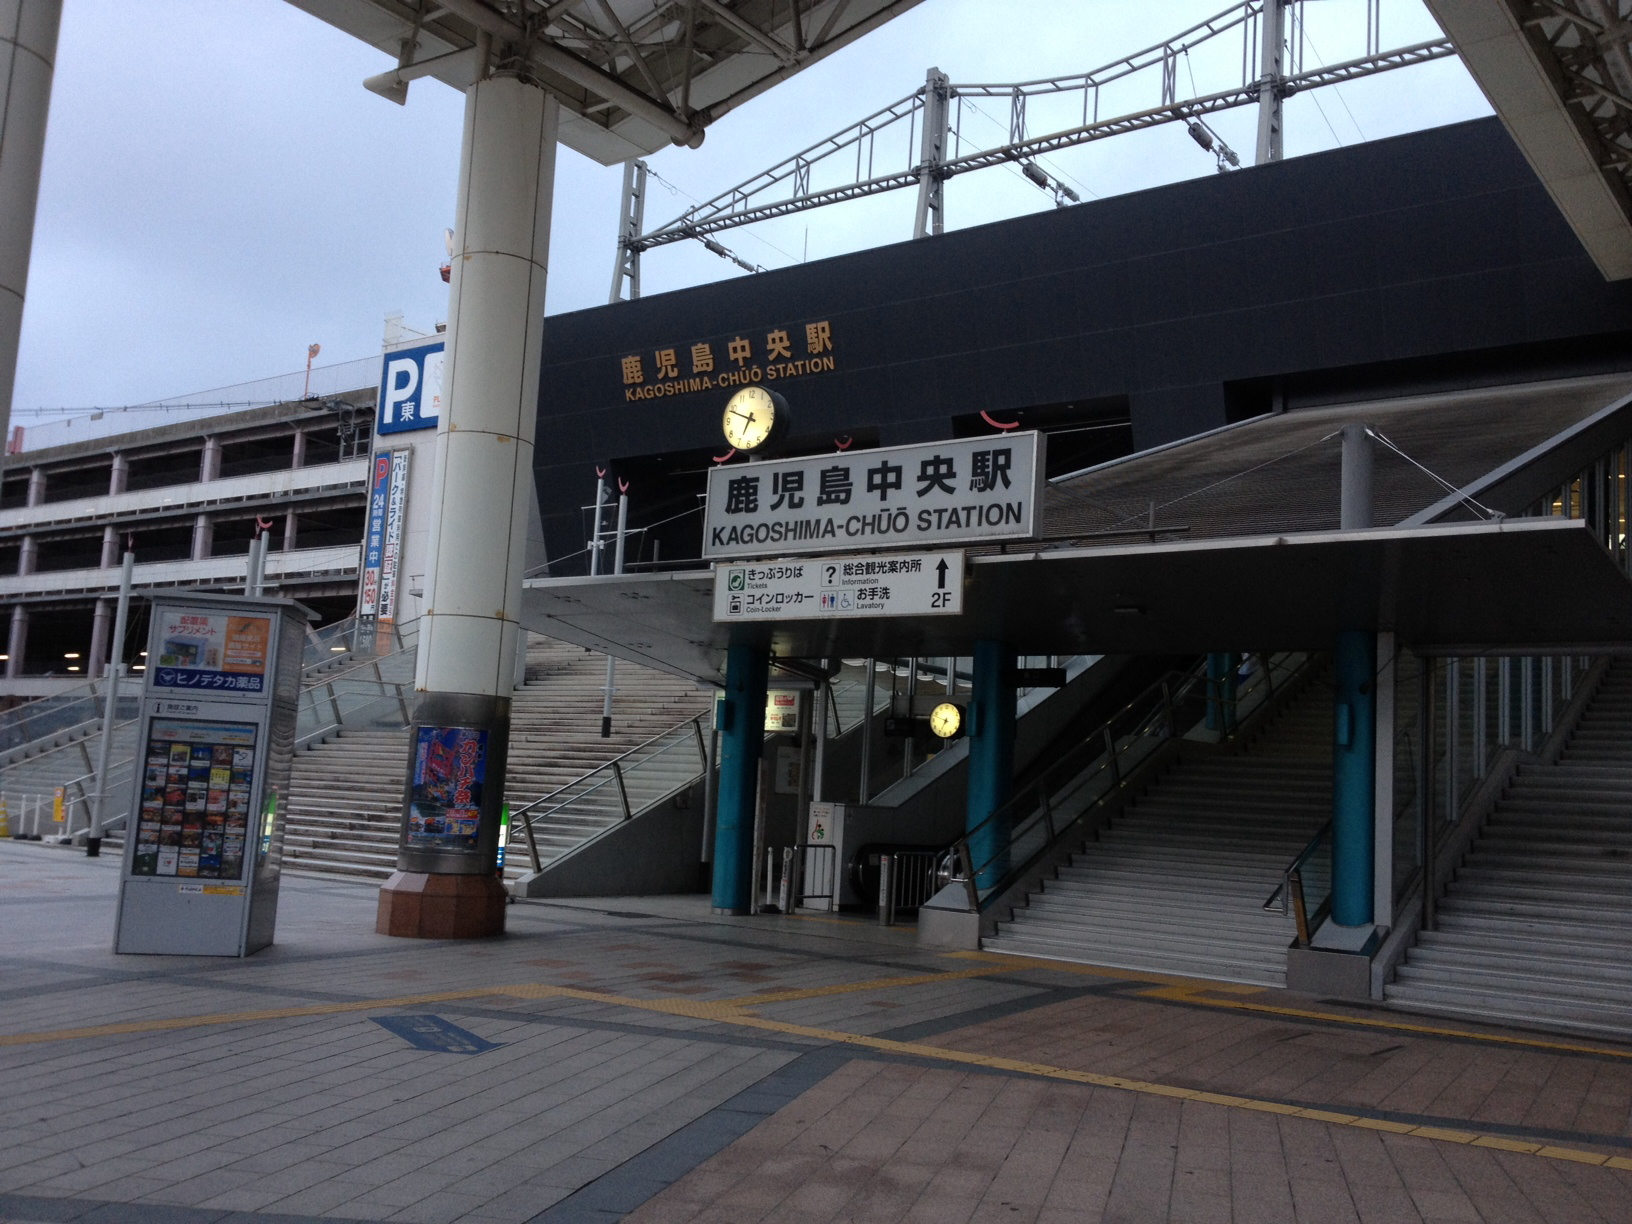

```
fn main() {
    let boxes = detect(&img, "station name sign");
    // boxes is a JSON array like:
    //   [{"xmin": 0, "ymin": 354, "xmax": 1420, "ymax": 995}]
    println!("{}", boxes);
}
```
[{"xmin": 703, "ymin": 432, "xmax": 1046, "ymax": 560}]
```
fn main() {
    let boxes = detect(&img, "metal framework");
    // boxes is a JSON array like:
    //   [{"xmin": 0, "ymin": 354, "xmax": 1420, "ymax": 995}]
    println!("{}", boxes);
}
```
[
  {"xmin": 612, "ymin": 0, "xmax": 1456, "ymax": 297},
  {"xmin": 1505, "ymin": 1, "xmax": 1632, "ymax": 209},
  {"xmin": 287, "ymin": 0, "xmax": 927, "ymax": 164}
]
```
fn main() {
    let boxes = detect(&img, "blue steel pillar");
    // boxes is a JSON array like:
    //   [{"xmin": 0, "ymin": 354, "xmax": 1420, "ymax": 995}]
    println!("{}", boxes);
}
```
[
  {"xmin": 1206, "ymin": 652, "xmax": 1239, "ymax": 733},
  {"xmin": 712, "ymin": 644, "xmax": 769, "ymax": 914},
  {"xmin": 966, "ymin": 639, "xmax": 1017, "ymax": 887},
  {"xmin": 1332, "ymin": 629, "xmax": 1376, "ymax": 926}
]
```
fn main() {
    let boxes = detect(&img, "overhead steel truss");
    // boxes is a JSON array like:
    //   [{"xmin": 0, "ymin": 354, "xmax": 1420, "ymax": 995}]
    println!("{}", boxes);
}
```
[
  {"xmin": 1506, "ymin": 1, "xmax": 1632, "ymax": 201},
  {"xmin": 613, "ymin": 0, "xmax": 1456, "ymax": 298},
  {"xmin": 286, "ymin": 0, "xmax": 927, "ymax": 164}
]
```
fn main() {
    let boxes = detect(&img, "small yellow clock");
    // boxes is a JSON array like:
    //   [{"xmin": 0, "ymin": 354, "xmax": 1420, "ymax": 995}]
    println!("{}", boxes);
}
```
[
  {"xmin": 929, "ymin": 702, "xmax": 964, "ymax": 739},
  {"xmin": 722, "ymin": 386, "xmax": 784, "ymax": 451}
]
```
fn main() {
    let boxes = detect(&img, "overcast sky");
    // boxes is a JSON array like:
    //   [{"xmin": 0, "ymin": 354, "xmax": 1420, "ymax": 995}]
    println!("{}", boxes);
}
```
[{"xmin": 10, "ymin": 0, "xmax": 1491, "ymax": 423}]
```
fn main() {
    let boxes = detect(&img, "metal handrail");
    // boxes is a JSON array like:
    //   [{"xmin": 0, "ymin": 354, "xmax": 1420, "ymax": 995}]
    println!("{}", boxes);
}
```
[
  {"xmin": 510, "ymin": 711, "xmax": 711, "ymax": 872},
  {"xmin": 945, "ymin": 650, "xmax": 1314, "ymax": 913}
]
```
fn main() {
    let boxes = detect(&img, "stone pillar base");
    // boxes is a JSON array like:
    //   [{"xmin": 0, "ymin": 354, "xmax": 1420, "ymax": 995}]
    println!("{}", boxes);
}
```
[{"xmin": 376, "ymin": 871, "xmax": 506, "ymax": 939}]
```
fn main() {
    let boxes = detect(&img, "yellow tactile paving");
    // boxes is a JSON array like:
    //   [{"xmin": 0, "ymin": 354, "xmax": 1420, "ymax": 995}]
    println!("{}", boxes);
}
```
[
  {"xmin": 4, "ymin": 961, "xmax": 1629, "ymax": 1174},
  {"xmin": 955, "ymin": 948, "xmax": 1632, "ymax": 1061}
]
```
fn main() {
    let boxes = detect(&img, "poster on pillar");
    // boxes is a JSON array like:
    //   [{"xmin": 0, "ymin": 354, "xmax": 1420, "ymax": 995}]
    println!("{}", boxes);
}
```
[{"xmin": 406, "ymin": 727, "xmax": 488, "ymax": 852}]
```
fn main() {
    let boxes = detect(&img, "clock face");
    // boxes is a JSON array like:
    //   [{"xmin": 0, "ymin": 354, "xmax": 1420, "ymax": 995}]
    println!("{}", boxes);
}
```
[
  {"xmin": 722, "ymin": 386, "xmax": 777, "ymax": 451},
  {"xmin": 929, "ymin": 702, "xmax": 963, "ymax": 739}
]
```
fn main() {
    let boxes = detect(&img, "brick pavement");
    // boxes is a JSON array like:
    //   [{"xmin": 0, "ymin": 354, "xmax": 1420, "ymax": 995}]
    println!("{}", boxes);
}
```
[{"xmin": 1, "ymin": 840, "xmax": 1628, "ymax": 1223}]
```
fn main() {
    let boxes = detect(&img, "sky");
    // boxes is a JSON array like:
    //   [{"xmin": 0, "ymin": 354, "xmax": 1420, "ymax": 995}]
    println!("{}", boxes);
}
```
[{"xmin": 9, "ymin": 0, "xmax": 1493, "ymax": 424}]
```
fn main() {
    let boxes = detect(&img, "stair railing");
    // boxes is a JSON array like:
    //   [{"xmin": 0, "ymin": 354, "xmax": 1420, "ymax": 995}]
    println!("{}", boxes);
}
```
[
  {"xmin": 945, "ymin": 651, "xmax": 1314, "ymax": 914},
  {"xmin": 1263, "ymin": 822, "xmax": 1332, "ymax": 946},
  {"xmin": 510, "ymin": 711, "xmax": 711, "ymax": 873},
  {"xmin": 294, "ymin": 626, "xmax": 421, "ymax": 750}
]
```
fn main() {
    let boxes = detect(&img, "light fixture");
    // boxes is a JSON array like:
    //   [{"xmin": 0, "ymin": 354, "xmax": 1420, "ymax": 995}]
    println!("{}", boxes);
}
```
[
  {"xmin": 139, "ymin": 651, "xmax": 147, "ymax": 657},
  {"xmin": 330, "ymin": 645, "xmax": 346, "ymax": 651},
  {"xmin": 64, "ymin": 652, "xmax": 79, "ymax": 659},
  {"xmin": 0, "ymin": 654, "xmax": 8, "ymax": 661},
  {"xmin": 67, "ymin": 666, "xmax": 81, "ymax": 672}
]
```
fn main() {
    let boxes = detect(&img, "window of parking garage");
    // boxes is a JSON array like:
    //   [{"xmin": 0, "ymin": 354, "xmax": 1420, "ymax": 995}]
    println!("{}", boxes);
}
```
[
  {"xmin": 124, "ymin": 447, "xmax": 203, "ymax": 492},
  {"xmin": 16, "ymin": 604, "xmax": 96, "ymax": 676},
  {"xmin": 1, "ymin": 471, "xmax": 30, "ymax": 509},
  {"xmin": 210, "ymin": 515, "xmax": 277, "ymax": 557},
  {"xmin": 29, "ymin": 533, "xmax": 104, "ymax": 573},
  {"xmin": 290, "ymin": 504, "xmax": 364, "ymax": 549},
  {"xmin": 39, "ymin": 460, "xmax": 112, "ymax": 503},
  {"xmin": 218, "ymin": 432, "xmax": 300, "ymax": 480},
  {"xmin": 128, "ymin": 522, "xmax": 194, "ymax": 564}
]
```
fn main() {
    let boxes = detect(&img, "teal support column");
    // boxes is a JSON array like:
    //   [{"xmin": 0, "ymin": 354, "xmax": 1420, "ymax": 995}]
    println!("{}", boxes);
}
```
[
  {"xmin": 965, "ymin": 639, "xmax": 1016, "ymax": 888},
  {"xmin": 712, "ymin": 644, "xmax": 768, "ymax": 915},
  {"xmin": 1332, "ymin": 629, "xmax": 1376, "ymax": 926},
  {"xmin": 1206, "ymin": 652, "xmax": 1239, "ymax": 732}
]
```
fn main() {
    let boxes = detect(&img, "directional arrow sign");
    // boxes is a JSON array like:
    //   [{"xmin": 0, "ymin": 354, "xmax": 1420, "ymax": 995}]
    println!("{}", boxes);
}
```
[{"xmin": 714, "ymin": 551, "xmax": 965, "ymax": 622}]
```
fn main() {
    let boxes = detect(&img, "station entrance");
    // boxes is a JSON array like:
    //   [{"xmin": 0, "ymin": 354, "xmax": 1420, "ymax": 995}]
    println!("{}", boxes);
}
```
[{"xmin": 520, "ymin": 371, "xmax": 1632, "ymax": 1038}]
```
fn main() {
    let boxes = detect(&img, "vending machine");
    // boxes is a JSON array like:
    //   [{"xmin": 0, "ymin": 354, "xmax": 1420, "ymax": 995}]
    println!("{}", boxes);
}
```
[{"xmin": 113, "ymin": 594, "xmax": 311, "ymax": 956}]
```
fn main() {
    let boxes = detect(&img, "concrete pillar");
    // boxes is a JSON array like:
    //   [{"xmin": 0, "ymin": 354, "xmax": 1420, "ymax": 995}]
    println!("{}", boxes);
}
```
[
  {"xmin": 99, "ymin": 524, "xmax": 118, "ymax": 568},
  {"xmin": 199, "ymin": 436, "xmax": 221, "ymax": 483},
  {"xmin": 1340, "ymin": 423, "xmax": 1374, "ymax": 531},
  {"xmin": 108, "ymin": 452, "xmax": 128, "ymax": 495},
  {"xmin": 88, "ymin": 597, "xmax": 109, "ymax": 680},
  {"xmin": 711, "ymin": 643, "xmax": 769, "ymax": 914},
  {"xmin": 0, "ymin": 2, "xmax": 62, "ymax": 450},
  {"xmin": 290, "ymin": 429, "xmax": 306, "ymax": 470},
  {"xmin": 379, "ymin": 68, "xmax": 557, "ymax": 938},
  {"xmin": 17, "ymin": 533, "xmax": 35, "ymax": 575},
  {"xmin": 191, "ymin": 513, "xmax": 212, "ymax": 561},
  {"xmin": 283, "ymin": 509, "xmax": 298, "ymax": 551},
  {"xmin": 25, "ymin": 466, "xmax": 44, "ymax": 506},
  {"xmin": 966, "ymin": 639, "xmax": 1016, "ymax": 888},
  {"xmin": 1332, "ymin": 629, "xmax": 1377, "ymax": 926},
  {"xmin": 6, "ymin": 604, "xmax": 26, "ymax": 678}
]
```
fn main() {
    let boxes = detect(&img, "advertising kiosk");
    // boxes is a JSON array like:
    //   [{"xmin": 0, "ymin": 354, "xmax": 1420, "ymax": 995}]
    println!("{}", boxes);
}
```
[{"xmin": 113, "ymin": 594, "xmax": 311, "ymax": 956}]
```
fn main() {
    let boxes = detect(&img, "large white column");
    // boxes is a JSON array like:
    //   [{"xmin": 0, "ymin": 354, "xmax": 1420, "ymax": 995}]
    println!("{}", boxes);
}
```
[
  {"xmin": 386, "ymin": 70, "xmax": 554, "ymax": 912},
  {"xmin": 0, "ymin": 1, "xmax": 62, "ymax": 442},
  {"xmin": 414, "ymin": 76, "xmax": 554, "ymax": 705}
]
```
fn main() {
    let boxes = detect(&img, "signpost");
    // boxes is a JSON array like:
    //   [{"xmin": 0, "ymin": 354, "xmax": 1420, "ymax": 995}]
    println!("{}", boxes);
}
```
[
  {"xmin": 713, "ymin": 551, "xmax": 965, "ymax": 623},
  {"xmin": 702, "ymin": 432, "xmax": 1046, "ymax": 560},
  {"xmin": 113, "ymin": 593, "xmax": 311, "ymax": 957}
]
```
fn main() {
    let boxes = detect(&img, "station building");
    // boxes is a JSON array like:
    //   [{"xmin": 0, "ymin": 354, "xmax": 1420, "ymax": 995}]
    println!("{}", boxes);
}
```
[{"xmin": 517, "ymin": 115, "xmax": 1632, "ymax": 1034}]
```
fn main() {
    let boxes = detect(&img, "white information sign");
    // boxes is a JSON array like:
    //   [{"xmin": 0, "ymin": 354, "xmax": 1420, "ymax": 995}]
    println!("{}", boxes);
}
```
[
  {"xmin": 713, "ymin": 552, "xmax": 964, "ymax": 623},
  {"xmin": 703, "ymin": 432, "xmax": 1045, "ymax": 559}
]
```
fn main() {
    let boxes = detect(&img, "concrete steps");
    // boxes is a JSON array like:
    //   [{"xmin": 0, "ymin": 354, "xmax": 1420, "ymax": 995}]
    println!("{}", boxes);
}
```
[
  {"xmin": 278, "ymin": 635, "xmax": 710, "ymax": 881},
  {"xmin": 985, "ymin": 666, "xmax": 1329, "ymax": 987},
  {"xmin": 1383, "ymin": 662, "xmax": 1632, "ymax": 1038}
]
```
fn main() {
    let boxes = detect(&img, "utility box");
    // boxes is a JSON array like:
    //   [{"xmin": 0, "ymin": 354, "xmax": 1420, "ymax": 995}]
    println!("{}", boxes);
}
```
[{"xmin": 113, "ymin": 594, "xmax": 312, "ymax": 957}]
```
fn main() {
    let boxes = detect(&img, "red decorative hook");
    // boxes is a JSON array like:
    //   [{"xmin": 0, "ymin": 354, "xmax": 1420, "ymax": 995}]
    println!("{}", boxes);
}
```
[
  {"xmin": 713, "ymin": 448, "xmax": 737, "ymax": 464},
  {"xmin": 980, "ymin": 411, "xmax": 1020, "ymax": 431},
  {"xmin": 833, "ymin": 435, "xmax": 853, "ymax": 451},
  {"xmin": 617, "ymin": 478, "xmax": 629, "ymax": 494}
]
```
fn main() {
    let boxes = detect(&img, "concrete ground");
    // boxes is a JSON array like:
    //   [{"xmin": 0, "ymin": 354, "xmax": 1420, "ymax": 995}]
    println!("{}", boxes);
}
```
[{"xmin": 0, "ymin": 840, "xmax": 1629, "ymax": 1224}]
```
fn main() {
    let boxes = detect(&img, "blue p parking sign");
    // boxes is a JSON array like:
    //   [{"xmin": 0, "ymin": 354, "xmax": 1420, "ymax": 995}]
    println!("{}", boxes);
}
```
[{"xmin": 377, "ymin": 341, "xmax": 444, "ymax": 435}]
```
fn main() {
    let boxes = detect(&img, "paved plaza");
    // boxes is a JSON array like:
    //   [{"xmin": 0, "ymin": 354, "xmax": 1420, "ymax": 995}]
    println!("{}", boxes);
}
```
[{"xmin": 0, "ymin": 840, "xmax": 1629, "ymax": 1224}]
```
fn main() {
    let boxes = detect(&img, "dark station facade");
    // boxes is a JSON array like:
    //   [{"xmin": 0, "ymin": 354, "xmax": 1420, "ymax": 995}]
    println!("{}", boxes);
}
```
[{"xmin": 535, "ymin": 116, "xmax": 1632, "ymax": 573}]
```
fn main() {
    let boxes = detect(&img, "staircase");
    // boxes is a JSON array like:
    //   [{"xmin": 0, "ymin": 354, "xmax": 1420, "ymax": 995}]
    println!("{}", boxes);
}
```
[
  {"xmin": 1384, "ymin": 662, "xmax": 1632, "ymax": 1038},
  {"xmin": 279, "ymin": 636, "xmax": 710, "ymax": 881},
  {"xmin": 985, "ymin": 671, "xmax": 1332, "ymax": 986}
]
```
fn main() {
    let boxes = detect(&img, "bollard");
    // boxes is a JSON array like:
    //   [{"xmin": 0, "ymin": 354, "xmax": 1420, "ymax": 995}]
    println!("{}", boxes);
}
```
[
  {"xmin": 877, "ymin": 853, "xmax": 895, "ymax": 926},
  {"xmin": 779, "ymin": 846, "xmax": 794, "ymax": 915}
]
